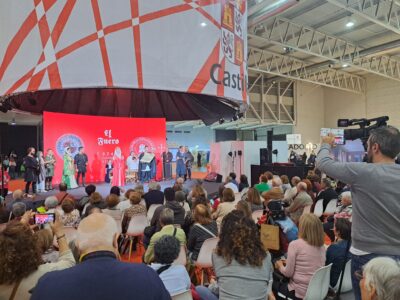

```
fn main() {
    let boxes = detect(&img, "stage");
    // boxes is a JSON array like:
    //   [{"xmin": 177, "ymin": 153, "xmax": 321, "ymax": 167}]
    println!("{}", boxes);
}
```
[{"xmin": 4, "ymin": 179, "xmax": 221, "ymax": 208}]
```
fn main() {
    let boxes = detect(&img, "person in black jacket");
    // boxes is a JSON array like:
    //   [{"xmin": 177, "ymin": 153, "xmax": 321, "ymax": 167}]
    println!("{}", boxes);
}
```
[
  {"xmin": 23, "ymin": 147, "xmax": 38, "ymax": 194},
  {"xmin": 316, "ymin": 178, "xmax": 338, "ymax": 212}
]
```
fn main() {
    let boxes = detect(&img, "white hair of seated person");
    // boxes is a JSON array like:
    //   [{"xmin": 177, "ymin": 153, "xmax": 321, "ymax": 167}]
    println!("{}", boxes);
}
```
[
  {"xmin": 341, "ymin": 191, "xmax": 352, "ymax": 206},
  {"xmin": 76, "ymin": 213, "xmax": 119, "ymax": 255},
  {"xmin": 272, "ymin": 176, "xmax": 282, "ymax": 187},
  {"xmin": 296, "ymin": 182, "xmax": 307, "ymax": 192},
  {"xmin": 45, "ymin": 196, "xmax": 58, "ymax": 209},
  {"xmin": 176, "ymin": 177, "xmax": 184, "ymax": 185},
  {"xmin": 363, "ymin": 257, "xmax": 400, "ymax": 300},
  {"xmin": 148, "ymin": 182, "xmax": 161, "ymax": 191}
]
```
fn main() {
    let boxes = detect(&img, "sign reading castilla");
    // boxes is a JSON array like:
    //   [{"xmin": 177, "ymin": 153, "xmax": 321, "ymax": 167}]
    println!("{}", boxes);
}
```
[{"xmin": 0, "ymin": 1, "xmax": 248, "ymax": 103}]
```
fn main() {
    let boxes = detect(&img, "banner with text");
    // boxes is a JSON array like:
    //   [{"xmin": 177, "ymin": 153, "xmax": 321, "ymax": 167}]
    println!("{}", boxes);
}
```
[{"xmin": 43, "ymin": 112, "xmax": 166, "ymax": 184}]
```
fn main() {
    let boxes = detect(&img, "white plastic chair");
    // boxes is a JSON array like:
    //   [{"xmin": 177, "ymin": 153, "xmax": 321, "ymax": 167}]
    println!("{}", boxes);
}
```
[
  {"xmin": 126, "ymin": 215, "xmax": 149, "ymax": 261},
  {"xmin": 325, "ymin": 199, "xmax": 338, "ymax": 214},
  {"xmin": 195, "ymin": 237, "xmax": 219, "ymax": 285},
  {"xmin": 313, "ymin": 199, "xmax": 324, "ymax": 217},
  {"xmin": 171, "ymin": 290, "xmax": 193, "ymax": 300},
  {"xmin": 147, "ymin": 204, "xmax": 162, "ymax": 222},
  {"xmin": 252, "ymin": 210, "xmax": 263, "ymax": 223},
  {"xmin": 173, "ymin": 245, "xmax": 187, "ymax": 266},
  {"xmin": 333, "ymin": 260, "xmax": 352, "ymax": 293},
  {"xmin": 303, "ymin": 263, "xmax": 333, "ymax": 300}
]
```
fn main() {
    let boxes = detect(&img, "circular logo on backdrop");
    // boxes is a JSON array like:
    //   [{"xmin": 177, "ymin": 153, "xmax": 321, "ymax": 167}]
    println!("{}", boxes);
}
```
[
  {"xmin": 55, "ymin": 134, "xmax": 84, "ymax": 158},
  {"xmin": 129, "ymin": 137, "xmax": 155, "ymax": 154}
]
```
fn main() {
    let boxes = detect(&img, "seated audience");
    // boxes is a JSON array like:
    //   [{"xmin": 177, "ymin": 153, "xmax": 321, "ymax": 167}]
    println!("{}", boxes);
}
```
[
  {"xmin": 307, "ymin": 173, "xmax": 321, "ymax": 194},
  {"xmin": 281, "ymin": 175, "xmax": 291, "ymax": 194},
  {"xmin": 255, "ymin": 175, "xmax": 271, "ymax": 194},
  {"xmin": 164, "ymin": 187, "xmax": 185, "ymax": 226},
  {"xmin": 60, "ymin": 198, "xmax": 80, "ymax": 227},
  {"xmin": 244, "ymin": 187, "xmax": 263, "ymax": 212},
  {"xmin": 360, "ymin": 257, "xmax": 400, "ymax": 300},
  {"xmin": 274, "ymin": 213, "xmax": 326, "ymax": 300},
  {"xmin": 121, "ymin": 192, "xmax": 146, "ymax": 233},
  {"xmin": 264, "ymin": 171, "xmax": 274, "ymax": 187},
  {"xmin": 144, "ymin": 182, "xmax": 164, "ymax": 210},
  {"xmin": 31, "ymin": 213, "xmax": 170, "ymax": 300},
  {"xmin": 238, "ymin": 174, "xmax": 249, "ymax": 192},
  {"xmin": 224, "ymin": 176, "xmax": 239, "ymax": 193},
  {"xmin": 326, "ymin": 218, "xmax": 351, "ymax": 288},
  {"xmin": 187, "ymin": 204, "xmax": 218, "ymax": 261},
  {"xmin": 0, "ymin": 213, "xmax": 75, "ymax": 299},
  {"xmin": 271, "ymin": 176, "xmax": 283, "ymax": 191},
  {"xmin": 116, "ymin": 188, "xmax": 134, "ymax": 211},
  {"xmin": 144, "ymin": 208, "xmax": 186, "ymax": 264},
  {"xmin": 110, "ymin": 186, "xmax": 124, "ymax": 202},
  {"xmin": 175, "ymin": 177, "xmax": 189, "ymax": 196},
  {"xmin": 236, "ymin": 200, "xmax": 252, "ymax": 219},
  {"xmin": 182, "ymin": 194, "xmax": 211, "ymax": 237},
  {"xmin": 151, "ymin": 235, "xmax": 191, "ymax": 296},
  {"xmin": 316, "ymin": 178, "xmax": 338, "ymax": 212},
  {"xmin": 302, "ymin": 179, "xmax": 316, "ymax": 204},
  {"xmin": 44, "ymin": 196, "xmax": 59, "ymax": 213},
  {"xmin": 102, "ymin": 194, "xmax": 122, "ymax": 224},
  {"xmin": 36, "ymin": 228, "xmax": 59, "ymax": 263},
  {"xmin": 6, "ymin": 189, "xmax": 34, "ymax": 212},
  {"xmin": 283, "ymin": 176, "xmax": 301, "ymax": 205},
  {"xmin": 212, "ymin": 188, "xmax": 236, "ymax": 227},
  {"xmin": 77, "ymin": 184, "xmax": 96, "ymax": 211},
  {"xmin": 175, "ymin": 191, "xmax": 190, "ymax": 215},
  {"xmin": 286, "ymin": 182, "xmax": 313, "ymax": 225},
  {"xmin": 211, "ymin": 185, "xmax": 224, "ymax": 212},
  {"xmin": 55, "ymin": 183, "xmax": 74, "ymax": 203},
  {"xmin": 263, "ymin": 187, "xmax": 284, "ymax": 206},
  {"xmin": 196, "ymin": 210, "xmax": 273, "ymax": 300},
  {"xmin": 188, "ymin": 184, "xmax": 208, "ymax": 206},
  {"xmin": 11, "ymin": 202, "xmax": 27, "ymax": 221},
  {"xmin": 229, "ymin": 172, "xmax": 239, "ymax": 187},
  {"xmin": 82, "ymin": 192, "xmax": 107, "ymax": 217},
  {"xmin": 323, "ymin": 191, "xmax": 352, "ymax": 241}
]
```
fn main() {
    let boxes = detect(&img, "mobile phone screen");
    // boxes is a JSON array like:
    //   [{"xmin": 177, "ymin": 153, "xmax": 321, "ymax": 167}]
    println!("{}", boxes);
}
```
[
  {"xmin": 34, "ymin": 213, "xmax": 55, "ymax": 225},
  {"xmin": 320, "ymin": 128, "xmax": 345, "ymax": 145}
]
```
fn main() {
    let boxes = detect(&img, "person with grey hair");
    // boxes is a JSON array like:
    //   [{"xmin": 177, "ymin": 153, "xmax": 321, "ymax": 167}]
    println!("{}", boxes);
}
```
[
  {"xmin": 144, "ymin": 208, "xmax": 186, "ymax": 264},
  {"xmin": 45, "ymin": 196, "xmax": 59, "ymax": 213},
  {"xmin": 11, "ymin": 202, "xmax": 26, "ymax": 220},
  {"xmin": 144, "ymin": 182, "xmax": 164, "ymax": 210},
  {"xmin": 318, "ymin": 126, "xmax": 400, "ymax": 300},
  {"xmin": 151, "ymin": 235, "xmax": 191, "ymax": 295},
  {"xmin": 359, "ymin": 257, "xmax": 400, "ymax": 300},
  {"xmin": 283, "ymin": 176, "xmax": 301, "ymax": 204},
  {"xmin": 286, "ymin": 182, "xmax": 313, "ymax": 225},
  {"xmin": 31, "ymin": 213, "xmax": 170, "ymax": 300},
  {"xmin": 316, "ymin": 177, "xmax": 338, "ymax": 213},
  {"xmin": 175, "ymin": 191, "xmax": 190, "ymax": 214}
]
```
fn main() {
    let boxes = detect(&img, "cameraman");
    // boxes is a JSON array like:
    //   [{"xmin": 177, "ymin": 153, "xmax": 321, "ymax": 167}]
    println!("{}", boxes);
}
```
[{"xmin": 316, "ymin": 126, "xmax": 400, "ymax": 300}]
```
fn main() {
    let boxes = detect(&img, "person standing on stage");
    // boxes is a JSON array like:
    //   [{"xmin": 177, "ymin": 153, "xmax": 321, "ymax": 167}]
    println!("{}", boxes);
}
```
[
  {"xmin": 176, "ymin": 146, "xmax": 186, "ymax": 179},
  {"xmin": 105, "ymin": 159, "xmax": 113, "ymax": 184},
  {"xmin": 112, "ymin": 147, "xmax": 125, "ymax": 187},
  {"xmin": 162, "ymin": 147, "xmax": 173, "ymax": 180},
  {"xmin": 44, "ymin": 149, "xmax": 56, "ymax": 191},
  {"xmin": 63, "ymin": 147, "xmax": 78, "ymax": 189},
  {"xmin": 36, "ymin": 151, "xmax": 46, "ymax": 193},
  {"xmin": 139, "ymin": 146, "xmax": 156, "ymax": 183},
  {"xmin": 197, "ymin": 151, "xmax": 202, "ymax": 168},
  {"xmin": 74, "ymin": 147, "xmax": 88, "ymax": 187},
  {"xmin": 184, "ymin": 147, "xmax": 194, "ymax": 181},
  {"xmin": 23, "ymin": 147, "xmax": 38, "ymax": 194},
  {"xmin": 126, "ymin": 151, "xmax": 139, "ymax": 182}
]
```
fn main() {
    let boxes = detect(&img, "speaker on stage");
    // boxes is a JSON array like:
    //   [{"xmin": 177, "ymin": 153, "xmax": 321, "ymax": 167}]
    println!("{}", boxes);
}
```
[{"xmin": 260, "ymin": 148, "xmax": 272, "ymax": 165}]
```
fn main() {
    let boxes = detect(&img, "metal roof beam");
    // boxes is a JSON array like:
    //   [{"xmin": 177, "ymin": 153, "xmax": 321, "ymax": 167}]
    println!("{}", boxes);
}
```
[
  {"xmin": 248, "ymin": 46, "xmax": 366, "ymax": 94},
  {"xmin": 249, "ymin": 17, "xmax": 400, "ymax": 81},
  {"xmin": 327, "ymin": 0, "xmax": 400, "ymax": 35}
]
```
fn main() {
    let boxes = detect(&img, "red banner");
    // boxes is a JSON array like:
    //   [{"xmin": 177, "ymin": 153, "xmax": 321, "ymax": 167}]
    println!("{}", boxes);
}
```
[{"xmin": 43, "ymin": 112, "xmax": 166, "ymax": 184}]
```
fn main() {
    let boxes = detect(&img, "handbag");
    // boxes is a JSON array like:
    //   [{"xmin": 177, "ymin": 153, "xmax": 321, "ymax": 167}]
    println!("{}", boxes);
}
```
[{"xmin": 260, "ymin": 217, "xmax": 280, "ymax": 251}]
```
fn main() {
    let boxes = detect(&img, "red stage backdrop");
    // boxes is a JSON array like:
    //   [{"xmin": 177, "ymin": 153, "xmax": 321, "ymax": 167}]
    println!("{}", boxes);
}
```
[{"xmin": 43, "ymin": 112, "xmax": 166, "ymax": 185}]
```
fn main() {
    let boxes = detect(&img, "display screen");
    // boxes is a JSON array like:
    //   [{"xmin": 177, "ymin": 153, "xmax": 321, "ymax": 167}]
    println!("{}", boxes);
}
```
[{"xmin": 320, "ymin": 128, "xmax": 345, "ymax": 145}]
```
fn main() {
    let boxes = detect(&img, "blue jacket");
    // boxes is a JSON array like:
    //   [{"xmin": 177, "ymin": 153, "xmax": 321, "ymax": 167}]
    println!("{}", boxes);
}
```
[
  {"xmin": 326, "ymin": 240, "xmax": 351, "ymax": 287},
  {"xmin": 31, "ymin": 251, "xmax": 171, "ymax": 300}
]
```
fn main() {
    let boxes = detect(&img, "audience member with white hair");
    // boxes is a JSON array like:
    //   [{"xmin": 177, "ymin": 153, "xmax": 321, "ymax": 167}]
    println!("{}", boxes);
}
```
[
  {"xmin": 44, "ymin": 196, "xmax": 59, "ymax": 213},
  {"xmin": 31, "ymin": 213, "xmax": 170, "ymax": 300},
  {"xmin": 360, "ymin": 257, "xmax": 400, "ymax": 300},
  {"xmin": 286, "ymin": 182, "xmax": 313, "ymax": 225},
  {"xmin": 144, "ymin": 182, "xmax": 164, "ymax": 210},
  {"xmin": 271, "ymin": 175, "xmax": 283, "ymax": 191},
  {"xmin": 283, "ymin": 176, "xmax": 301, "ymax": 205},
  {"xmin": 324, "ymin": 191, "xmax": 353, "ymax": 241}
]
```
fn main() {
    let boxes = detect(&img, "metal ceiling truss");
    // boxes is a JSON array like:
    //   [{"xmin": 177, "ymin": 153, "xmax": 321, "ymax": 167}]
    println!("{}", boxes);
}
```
[
  {"xmin": 250, "ymin": 18, "xmax": 400, "ymax": 82},
  {"xmin": 327, "ymin": 0, "xmax": 400, "ymax": 34},
  {"xmin": 248, "ymin": 46, "xmax": 366, "ymax": 94}
]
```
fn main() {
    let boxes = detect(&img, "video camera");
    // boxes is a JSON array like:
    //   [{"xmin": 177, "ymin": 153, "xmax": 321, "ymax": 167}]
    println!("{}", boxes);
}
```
[{"xmin": 337, "ymin": 116, "xmax": 389, "ymax": 149}]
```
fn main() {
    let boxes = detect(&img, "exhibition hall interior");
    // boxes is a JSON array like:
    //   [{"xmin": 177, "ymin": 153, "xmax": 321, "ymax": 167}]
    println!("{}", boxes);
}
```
[{"xmin": 0, "ymin": 1, "xmax": 399, "ymax": 300}]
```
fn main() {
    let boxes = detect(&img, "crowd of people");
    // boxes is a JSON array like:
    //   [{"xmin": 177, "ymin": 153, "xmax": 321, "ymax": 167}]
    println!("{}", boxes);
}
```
[{"xmin": 0, "ymin": 126, "xmax": 399, "ymax": 300}]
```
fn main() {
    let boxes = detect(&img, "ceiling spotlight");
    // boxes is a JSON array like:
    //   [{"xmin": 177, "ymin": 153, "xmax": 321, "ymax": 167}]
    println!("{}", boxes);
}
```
[
  {"xmin": 345, "ymin": 21, "xmax": 354, "ymax": 28},
  {"xmin": 200, "ymin": 22, "xmax": 207, "ymax": 27},
  {"xmin": 219, "ymin": 118, "xmax": 225, "ymax": 124}
]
